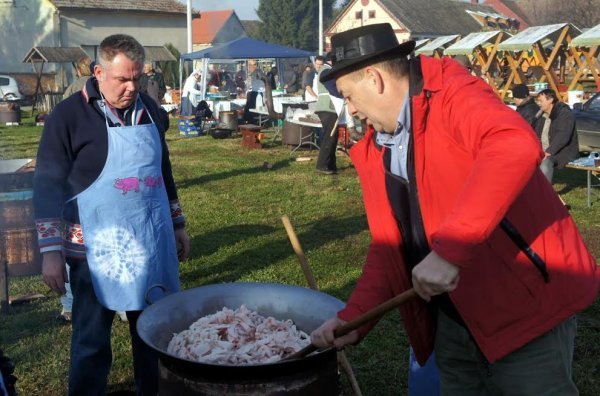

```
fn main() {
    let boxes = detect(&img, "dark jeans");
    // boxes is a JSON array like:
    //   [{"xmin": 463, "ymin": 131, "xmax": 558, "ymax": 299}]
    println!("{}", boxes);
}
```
[
  {"xmin": 243, "ymin": 91, "xmax": 259, "ymax": 124},
  {"xmin": 315, "ymin": 111, "xmax": 339, "ymax": 171},
  {"xmin": 68, "ymin": 258, "xmax": 159, "ymax": 396}
]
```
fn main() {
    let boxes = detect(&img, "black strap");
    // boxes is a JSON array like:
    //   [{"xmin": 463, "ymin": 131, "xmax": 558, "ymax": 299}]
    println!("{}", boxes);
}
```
[{"xmin": 500, "ymin": 218, "xmax": 550, "ymax": 283}]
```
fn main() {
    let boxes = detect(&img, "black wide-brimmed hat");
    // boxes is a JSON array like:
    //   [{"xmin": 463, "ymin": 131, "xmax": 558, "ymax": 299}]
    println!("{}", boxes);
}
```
[{"xmin": 321, "ymin": 23, "xmax": 415, "ymax": 83}]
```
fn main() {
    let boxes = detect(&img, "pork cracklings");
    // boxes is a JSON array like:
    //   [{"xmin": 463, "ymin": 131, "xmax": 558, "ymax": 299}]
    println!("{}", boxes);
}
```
[{"xmin": 167, "ymin": 305, "xmax": 311, "ymax": 364}]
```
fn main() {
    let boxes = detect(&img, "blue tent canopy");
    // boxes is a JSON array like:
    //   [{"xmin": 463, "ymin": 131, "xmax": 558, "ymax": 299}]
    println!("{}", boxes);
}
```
[{"xmin": 181, "ymin": 37, "xmax": 313, "ymax": 60}]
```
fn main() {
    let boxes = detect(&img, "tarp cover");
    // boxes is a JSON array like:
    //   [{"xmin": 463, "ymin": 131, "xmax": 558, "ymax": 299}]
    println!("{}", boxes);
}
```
[
  {"xmin": 498, "ymin": 23, "xmax": 580, "ymax": 51},
  {"xmin": 181, "ymin": 37, "xmax": 313, "ymax": 60},
  {"xmin": 414, "ymin": 35, "xmax": 460, "ymax": 55},
  {"xmin": 445, "ymin": 31, "xmax": 508, "ymax": 56},
  {"xmin": 414, "ymin": 39, "xmax": 431, "ymax": 51},
  {"xmin": 570, "ymin": 24, "xmax": 600, "ymax": 47}
]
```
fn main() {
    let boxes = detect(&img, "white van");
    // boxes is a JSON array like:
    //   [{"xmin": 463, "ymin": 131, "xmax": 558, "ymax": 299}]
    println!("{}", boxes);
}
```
[{"xmin": 0, "ymin": 75, "xmax": 23, "ymax": 101}]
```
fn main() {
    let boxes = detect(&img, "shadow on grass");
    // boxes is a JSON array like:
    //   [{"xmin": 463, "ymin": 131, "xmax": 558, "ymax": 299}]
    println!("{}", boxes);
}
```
[
  {"xmin": 555, "ymin": 168, "xmax": 590, "ymax": 196},
  {"xmin": 181, "ymin": 215, "xmax": 367, "ymax": 291},
  {"xmin": 177, "ymin": 159, "xmax": 292, "ymax": 188},
  {"xmin": 187, "ymin": 223, "xmax": 277, "ymax": 258}
]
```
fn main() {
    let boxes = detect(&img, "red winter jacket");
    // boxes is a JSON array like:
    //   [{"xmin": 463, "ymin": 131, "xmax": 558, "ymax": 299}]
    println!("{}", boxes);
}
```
[{"xmin": 340, "ymin": 55, "xmax": 598, "ymax": 364}]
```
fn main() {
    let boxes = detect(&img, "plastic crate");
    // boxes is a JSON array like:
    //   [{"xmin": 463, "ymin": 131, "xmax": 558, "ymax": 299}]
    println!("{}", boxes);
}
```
[{"xmin": 177, "ymin": 118, "xmax": 202, "ymax": 137}]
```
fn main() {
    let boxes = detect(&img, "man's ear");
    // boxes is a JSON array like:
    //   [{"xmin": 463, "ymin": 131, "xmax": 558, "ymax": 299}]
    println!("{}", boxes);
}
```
[
  {"xmin": 364, "ymin": 67, "xmax": 384, "ymax": 94},
  {"xmin": 94, "ymin": 64, "xmax": 104, "ymax": 82}
]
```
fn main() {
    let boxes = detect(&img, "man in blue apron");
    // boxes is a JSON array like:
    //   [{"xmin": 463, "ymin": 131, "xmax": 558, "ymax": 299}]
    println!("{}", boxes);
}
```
[{"xmin": 33, "ymin": 34, "xmax": 190, "ymax": 395}]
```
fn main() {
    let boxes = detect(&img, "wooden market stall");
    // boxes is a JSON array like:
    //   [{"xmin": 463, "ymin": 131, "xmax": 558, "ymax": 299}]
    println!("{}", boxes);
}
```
[
  {"xmin": 497, "ymin": 23, "xmax": 582, "ymax": 101},
  {"xmin": 445, "ymin": 30, "xmax": 511, "ymax": 96},
  {"xmin": 568, "ymin": 23, "xmax": 600, "ymax": 93},
  {"xmin": 22, "ymin": 46, "xmax": 89, "ymax": 114},
  {"xmin": 414, "ymin": 35, "xmax": 461, "ymax": 58}
]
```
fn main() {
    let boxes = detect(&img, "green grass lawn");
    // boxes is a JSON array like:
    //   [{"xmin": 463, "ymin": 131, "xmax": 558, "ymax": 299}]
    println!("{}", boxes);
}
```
[{"xmin": 0, "ymin": 114, "xmax": 599, "ymax": 395}]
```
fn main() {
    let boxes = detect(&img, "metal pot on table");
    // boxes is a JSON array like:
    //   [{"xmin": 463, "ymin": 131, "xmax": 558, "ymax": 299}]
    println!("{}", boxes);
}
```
[
  {"xmin": 218, "ymin": 110, "xmax": 238, "ymax": 131},
  {"xmin": 137, "ymin": 282, "xmax": 344, "ymax": 395}
]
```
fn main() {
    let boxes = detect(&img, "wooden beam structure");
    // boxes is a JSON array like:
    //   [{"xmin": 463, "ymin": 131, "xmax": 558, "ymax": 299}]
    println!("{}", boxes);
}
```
[
  {"xmin": 445, "ymin": 30, "xmax": 511, "ymax": 98},
  {"xmin": 568, "ymin": 24, "xmax": 600, "ymax": 92},
  {"xmin": 498, "ymin": 24, "xmax": 584, "ymax": 101}
]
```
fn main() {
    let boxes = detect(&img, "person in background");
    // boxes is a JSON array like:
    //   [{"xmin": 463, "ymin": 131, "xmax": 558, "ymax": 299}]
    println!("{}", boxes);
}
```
[
  {"xmin": 314, "ymin": 54, "xmax": 343, "ymax": 175},
  {"xmin": 311, "ymin": 23, "xmax": 597, "ymax": 395},
  {"xmin": 181, "ymin": 69, "xmax": 202, "ymax": 116},
  {"xmin": 534, "ymin": 88, "xmax": 579, "ymax": 183},
  {"xmin": 512, "ymin": 83, "xmax": 539, "ymax": 127},
  {"xmin": 140, "ymin": 62, "xmax": 166, "ymax": 106},
  {"xmin": 242, "ymin": 59, "xmax": 266, "ymax": 124},
  {"xmin": 283, "ymin": 64, "xmax": 299, "ymax": 94},
  {"xmin": 0, "ymin": 349, "xmax": 16, "ymax": 396},
  {"xmin": 63, "ymin": 56, "xmax": 93, "ymax": 99},
  {"xmin": 266, "ymin": 66, "xmax": 278, "ymax": 90},
  {"xmin": 235, "ymin": 64, "xmax": 247, "ymax": 96},
  {"xmin": 302, "ymin": 63, "xmax": 316, "ymax": 102},
  {"xmin": 33, "ymin": 34, "xmax": 190, "ymax": 395},
  {"xmin": 221, "ymin": 72, "xmax": 237, "ymax": 94}
]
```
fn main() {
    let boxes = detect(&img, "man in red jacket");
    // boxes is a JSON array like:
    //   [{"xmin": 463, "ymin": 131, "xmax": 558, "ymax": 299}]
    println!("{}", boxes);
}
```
[{"xmin": 311, "ymin": 23, "xmax": 598, "ymax": 394}]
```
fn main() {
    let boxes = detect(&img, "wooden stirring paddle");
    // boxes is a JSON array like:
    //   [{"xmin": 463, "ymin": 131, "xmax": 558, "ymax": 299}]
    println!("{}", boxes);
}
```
[{"xmin": 285, "ymin": 287, "xmax": 418, "ymax": 361}]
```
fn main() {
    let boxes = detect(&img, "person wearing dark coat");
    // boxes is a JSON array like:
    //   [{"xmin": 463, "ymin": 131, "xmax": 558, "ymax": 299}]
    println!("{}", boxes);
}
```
[
  {"xmin": 512, "ymin": 83, "xmax": 539, "ymax": 127},
  {"xmin": 533, "ymin": 88, "xmax": 579, "ymax": 182}
]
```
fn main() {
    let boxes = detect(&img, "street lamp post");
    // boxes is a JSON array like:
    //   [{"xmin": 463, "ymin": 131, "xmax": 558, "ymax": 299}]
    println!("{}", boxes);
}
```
[
  {"xmin": 319, "ymin": 0, "xmax": 323, "ymax": 55},
  {"xmin": 187, "ymin": 0, "xmax": 192, "ymax": 53}
]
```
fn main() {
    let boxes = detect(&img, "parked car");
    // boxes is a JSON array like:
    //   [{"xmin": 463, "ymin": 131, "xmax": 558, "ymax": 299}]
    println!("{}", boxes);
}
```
[
  {"xmin": 0, "ymin": 75, "xmax": 23, "ymax": 101},
  {"xmin": 573, "ymin": 92, "xmax": 600, "ymax": 152}
]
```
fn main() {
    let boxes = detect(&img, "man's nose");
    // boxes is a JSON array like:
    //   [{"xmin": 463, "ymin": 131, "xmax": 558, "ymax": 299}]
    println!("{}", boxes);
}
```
[
  {"xmin": 347, "ymin": 101, "xmax": 357, "ymax": 115},
  {"xmin": 127, "ymin": 80, "xmax": 138, "ymax": 92}
]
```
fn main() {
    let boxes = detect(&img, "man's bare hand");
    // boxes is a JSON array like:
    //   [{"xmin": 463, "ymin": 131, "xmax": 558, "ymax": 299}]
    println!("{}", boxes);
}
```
[
  {"xmin": 42, "ymin": 251, "xmax": 67, "ymax": 295},
  {"xmin": 175, "ymin": 228, "xmax": 190, "ymax": 261},
  {"xmin": 311, "ymin": 316, "xmax": 359, "ymax": 350},
  {"xmin": 412, "ymin": 251, "xmax": 460, "ymax": 301}
]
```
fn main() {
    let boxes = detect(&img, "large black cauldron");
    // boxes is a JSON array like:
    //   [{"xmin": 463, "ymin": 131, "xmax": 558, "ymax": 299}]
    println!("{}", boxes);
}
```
[{"xmin": 137, "ymin": 282, "xmax": 344, "ymax": 395}]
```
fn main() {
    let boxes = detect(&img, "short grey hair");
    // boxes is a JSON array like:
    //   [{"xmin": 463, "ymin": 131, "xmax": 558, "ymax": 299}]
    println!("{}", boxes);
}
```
[
  {"xmin": 98, "ymin": 34, "xmax": 145, "ymax": 66},
  {"xmin": 345, "ymin": 54, "xmax": 409, "ymax": 81}
]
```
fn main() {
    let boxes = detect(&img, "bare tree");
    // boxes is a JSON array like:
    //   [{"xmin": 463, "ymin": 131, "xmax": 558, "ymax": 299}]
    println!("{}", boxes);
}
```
[{"xmin": 518, "ymin": 0, "xmax": 600, "ymax": 29}]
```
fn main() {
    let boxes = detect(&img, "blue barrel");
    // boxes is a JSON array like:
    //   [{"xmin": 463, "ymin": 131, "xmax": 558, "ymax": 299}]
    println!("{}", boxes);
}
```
[{"xmin": 408, "ymin": 347, "xmax": 440, "ymax": 396}]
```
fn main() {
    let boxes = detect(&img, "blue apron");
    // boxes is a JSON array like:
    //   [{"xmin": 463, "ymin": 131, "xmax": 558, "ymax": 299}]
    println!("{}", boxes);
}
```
[{"xmin": 70, "ymin": 96, "xmax": 179, "ymax": 311}]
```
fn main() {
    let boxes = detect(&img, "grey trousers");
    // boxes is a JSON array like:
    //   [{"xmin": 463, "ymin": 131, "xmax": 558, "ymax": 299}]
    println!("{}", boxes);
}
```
[{"xmin": 435, "ymin": 309, "xmax": 578, "ymax": 396}]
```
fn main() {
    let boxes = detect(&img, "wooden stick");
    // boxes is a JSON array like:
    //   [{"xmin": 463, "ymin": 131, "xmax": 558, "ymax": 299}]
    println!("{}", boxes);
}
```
[
  {"xmin": 285, "ymin": 288, "xmax": 417, "ymax": 360},
  {"xmin": 281, "ymin": 216, "xmax": 318, "ymax": 290},
  {"xmin": 281, "ymin": 215, "xmax": 363, "ymax": 396}
]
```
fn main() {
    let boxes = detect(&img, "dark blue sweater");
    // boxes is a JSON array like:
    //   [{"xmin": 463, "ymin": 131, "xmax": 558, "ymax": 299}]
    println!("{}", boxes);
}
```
[{"xmin": 33, "ymin": 78, "xmax": 182, "ymax": 250}]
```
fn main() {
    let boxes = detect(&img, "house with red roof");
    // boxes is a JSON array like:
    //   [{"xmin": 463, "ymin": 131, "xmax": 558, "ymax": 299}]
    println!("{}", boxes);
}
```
[
  {"xmin": 482, "ymin": 0, "xmax": 532, "ymax": 30},
  {"xmin": 192, "ymin": 10, "xmax": 247, "ymax": 51}
]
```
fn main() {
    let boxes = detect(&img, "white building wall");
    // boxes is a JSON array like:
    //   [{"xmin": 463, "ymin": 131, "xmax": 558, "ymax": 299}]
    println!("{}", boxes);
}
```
[
  {"xmin": 0, "ymin": 0, "xmax": 57, "ymax": 73},
  {"xmin": 0, "ymin": 0, "xmax": 188, "ymax": 74},
  {"xmin": 325, "ymin": 0, "xmax": 411, "ymax": 52},
  {"xmin": 59, "ymin": 10, "xmax": 188, "ymax": 60}
]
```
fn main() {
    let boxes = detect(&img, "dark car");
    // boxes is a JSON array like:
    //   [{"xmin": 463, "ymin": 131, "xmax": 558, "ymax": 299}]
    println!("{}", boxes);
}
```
[{"xmin": 573, "ymin": 92, "xmax": 600, "ymax": 152}]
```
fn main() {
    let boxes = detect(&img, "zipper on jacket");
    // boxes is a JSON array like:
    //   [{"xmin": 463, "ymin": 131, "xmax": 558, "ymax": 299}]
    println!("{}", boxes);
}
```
[{"xmin": 500, "ymin": 218, "xmax": 550, "ymax": 283}]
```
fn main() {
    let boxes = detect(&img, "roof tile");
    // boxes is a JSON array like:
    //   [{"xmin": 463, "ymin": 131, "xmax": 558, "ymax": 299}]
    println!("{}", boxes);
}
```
[
  {"xmin": 192, "ymin": 9, "xmax": 234, "ymax": 44},
  {"xmin": 378, "ymin": 0, "xmax": 504, "ymax": 36},
  {"xmin": 49, "ymin": 0, "xmax": 188, "ymax": 14}
]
